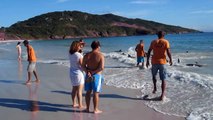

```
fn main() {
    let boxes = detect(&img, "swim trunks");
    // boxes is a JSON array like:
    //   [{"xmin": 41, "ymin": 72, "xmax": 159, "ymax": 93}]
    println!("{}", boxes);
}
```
[
  {"xmin": 151, "ymin": 64, "xmax": 167, "ymax": 80},
  {"xmin": 85, "ymin": 74, "xmax": 104, "ymax": 92},
  {"xmin": 137, "ymin": 57, "xmax": 144, "ymax": 63},
  {"xmin": 27, "ymin": 62, "xmax": 36, "ymax": 73}
]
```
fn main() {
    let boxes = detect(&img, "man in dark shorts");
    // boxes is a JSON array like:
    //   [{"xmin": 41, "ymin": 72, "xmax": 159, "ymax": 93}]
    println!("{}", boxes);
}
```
[{"xmin": 146, "ymin": 31, "xmax": 172, "ymax": 100}]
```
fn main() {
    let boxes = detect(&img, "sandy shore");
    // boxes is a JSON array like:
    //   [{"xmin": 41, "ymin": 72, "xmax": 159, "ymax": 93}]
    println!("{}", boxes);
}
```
[{"xmin": 0, "ymin": 60, "xmax": 185, "ymax": 120}]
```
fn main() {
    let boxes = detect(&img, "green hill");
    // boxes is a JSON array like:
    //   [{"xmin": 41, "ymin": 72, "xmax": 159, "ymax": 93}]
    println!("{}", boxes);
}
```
[{"xmin": 5, "ymin": 11, "xmax": 200, "ymax": 40}]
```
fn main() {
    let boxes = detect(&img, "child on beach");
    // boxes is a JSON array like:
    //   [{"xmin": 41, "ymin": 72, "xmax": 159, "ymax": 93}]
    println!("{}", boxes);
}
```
[
  {"xmin": 16, "ymin": 42, "xmax": 22, "ymax": 61},
  {"xmin": 23, "ymin": 40, "xmax": 40, "ymax": 85},
  {"xmin": 69, "ymin": 41, "xmax": 85, "ymax": 109}
]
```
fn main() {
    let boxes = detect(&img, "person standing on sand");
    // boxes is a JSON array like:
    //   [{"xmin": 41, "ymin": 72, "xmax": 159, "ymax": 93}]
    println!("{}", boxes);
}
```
[
  {"xmin": 16, "ymin": 42, "xmax": 22, "ymax": 61},
  {"xmin": 146, "ymin": 31, "xmax": 172, "ymax": 100},
  {"xmin": 82, "ymin": 40, "xmax": 104, "ymax": 114},
  {"xmin": 23, "ymin": 40, "xmax": 40, "ymax": 85},
  {"xmin": 69, "ymin": 41, "xmax": 85, "ymax": 109},
  {"xmin": 135, "ymin": 40, "xmax": 145, "ymax": 68}
]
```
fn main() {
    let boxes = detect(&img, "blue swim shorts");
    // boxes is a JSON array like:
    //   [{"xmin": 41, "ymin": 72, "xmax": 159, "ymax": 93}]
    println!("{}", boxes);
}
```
[
  {"xmin": 151, "ymin": 64, "xmax": 167, "ymax": 80},
  {"xmin": 137, "ymin": 57, "xmax": 144, "ymax": 63},
  {"xmin": 84, "ymin": 74, "xmax": 104, "ymax": 92}
]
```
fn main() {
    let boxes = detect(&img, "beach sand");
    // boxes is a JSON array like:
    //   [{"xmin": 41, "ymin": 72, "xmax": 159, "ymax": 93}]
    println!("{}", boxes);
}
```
[{"xmin": 0, "ymin": 60, "xmax": 185, "ymax": 120}]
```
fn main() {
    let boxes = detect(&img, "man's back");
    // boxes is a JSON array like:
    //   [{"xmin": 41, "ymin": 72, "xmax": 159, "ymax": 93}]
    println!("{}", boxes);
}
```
[
  {"xmin": 150, "ymin": 39, "xmax": 170, "ymax": 64},
  {"xmin": 136, "ymin": 43, "xmax": 145, "ymax": 57},
  {"xmin": 84, "ymin": 51, "xmax": 104, "ymax": 74}
]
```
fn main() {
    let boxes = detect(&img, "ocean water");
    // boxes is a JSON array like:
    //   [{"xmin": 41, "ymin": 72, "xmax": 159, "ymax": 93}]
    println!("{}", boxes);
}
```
[{"xmin": 1, "ymin": 32, "xmax": 213, "ymax": 120}]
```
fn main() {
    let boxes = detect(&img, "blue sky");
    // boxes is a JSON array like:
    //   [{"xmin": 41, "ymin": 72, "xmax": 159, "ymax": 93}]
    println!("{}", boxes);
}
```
[{"xmin": 0, "ymin": 0, "xmax": 213, "ymax": 32}]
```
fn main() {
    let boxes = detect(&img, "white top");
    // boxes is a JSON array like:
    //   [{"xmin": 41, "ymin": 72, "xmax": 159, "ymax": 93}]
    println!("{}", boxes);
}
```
[
  {"xmin": 16, "ymin": 45, "xmax": 22, "ymax": 56},
  {"xmin": 69, "ymin": 52, "xmax": 84, "ymax": 86}
]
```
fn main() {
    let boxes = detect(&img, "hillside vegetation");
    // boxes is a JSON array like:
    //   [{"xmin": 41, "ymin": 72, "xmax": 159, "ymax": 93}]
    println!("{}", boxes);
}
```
[{"xmin": 5, "ymin": 11, "xmax": 200, "ymax": 40}]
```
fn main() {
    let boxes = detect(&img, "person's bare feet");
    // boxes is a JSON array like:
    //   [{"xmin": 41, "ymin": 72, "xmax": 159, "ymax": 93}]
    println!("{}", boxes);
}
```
[
  {"xmin": 160, "ymin": 95, "xmax": 165, "ymax": 101},
  {"xmin": 25, "ymin": 80, "xmax": 31, "ymax": 85},
  {"xmin": 78, "ymin": 106, "xmax": 86, "ymax": 109},
  {"xmin": 72, "ymin": 104, "xmax": 79, "ymax": 108},
  {"xmin": 94, "ymin": 110, "xmax": 103, "ymax": 114},
  {"xmin": 152, "ymin": 89, "xmax": 156, "ymax": 94},
  {"xmin": 35, "ymin": 79, "xmax": 40, "ymax": 83}
]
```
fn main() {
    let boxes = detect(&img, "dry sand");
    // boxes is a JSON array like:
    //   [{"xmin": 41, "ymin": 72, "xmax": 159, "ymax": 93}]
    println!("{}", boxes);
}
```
[{"xmin": 0, "ymin": 60, "xmax": 185, "ymax": 120}]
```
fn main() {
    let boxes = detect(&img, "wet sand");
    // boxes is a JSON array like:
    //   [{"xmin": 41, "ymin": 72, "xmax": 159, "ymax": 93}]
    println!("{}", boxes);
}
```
[{"xmin": 0, "ymin": 60, "xmax": 185, "ymax": 120}]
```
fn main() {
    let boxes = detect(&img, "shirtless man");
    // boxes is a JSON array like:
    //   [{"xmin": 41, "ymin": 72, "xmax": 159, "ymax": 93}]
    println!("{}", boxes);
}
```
[{"xmin": 82, "ymin": 40, "xmax": 104, "ymax": 114}]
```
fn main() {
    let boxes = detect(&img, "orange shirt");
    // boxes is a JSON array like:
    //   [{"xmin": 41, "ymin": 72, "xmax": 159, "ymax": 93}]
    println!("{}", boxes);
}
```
[
  {"xmin": 150, "ymin": 39, "xmax": 170, "ymax": 64},
  {"xmin": 27, "ymin": 45, "xmax": 37, "ymax": 62},
  {"xmin": 135, "ymin": 44, "xmax": 145, "ymax": 57}
]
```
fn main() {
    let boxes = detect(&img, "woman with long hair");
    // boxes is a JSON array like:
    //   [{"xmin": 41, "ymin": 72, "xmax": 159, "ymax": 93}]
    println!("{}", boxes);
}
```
[{"xmin": 69, "ymin": 41, "xmax": 85, "ymax": 108}]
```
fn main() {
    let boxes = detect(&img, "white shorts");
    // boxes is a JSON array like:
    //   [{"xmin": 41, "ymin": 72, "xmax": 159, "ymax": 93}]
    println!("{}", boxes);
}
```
[
  {"xmin": 70, "ymin": 69, "xmax": 84, "ymax": 86},
  {"xmin": 27, "ymin": 62, "xmax": 36, "ymax": 73}
]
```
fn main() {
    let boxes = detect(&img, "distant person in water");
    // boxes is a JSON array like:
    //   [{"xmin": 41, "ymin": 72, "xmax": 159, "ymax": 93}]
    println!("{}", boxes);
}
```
[
  {"xmin": 69, "ymin": 40, "xmax": 85, "ymax": 109},
  {"xmin": 135, "ymin": 40, "xmax": 145, "ymax": 67},
  {"xmin": 82, "ymin": 40, "xmax": 104, "ymax": 114},
  {"xmin": 146, "ymin": 31, "xmax": 173, "ymax": 100},
  {"xmin": 178, "ymin": 58, "xmax": 180, "ymax": 63},
  {"xmin": 16, "ymin": 42, "xmax": 22, "ymax": 61},
  {"xmin": 23, "ymin": 40, "xmax": 40, "ymax": 85}
]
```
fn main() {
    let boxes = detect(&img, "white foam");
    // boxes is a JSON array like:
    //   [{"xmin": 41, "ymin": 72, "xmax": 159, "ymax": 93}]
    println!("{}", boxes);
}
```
[
  {"xmin": 37, "ymin": 47, "xmax": 213, "ymax": 120},
  {"xmin": 104, "ymin": 49, "xmax": 213, "ymax": 119},
  {"xmin": 37, "ymin": 59, "xmax": 69, "ymax": 67},
  {"xmin": 187, "ymin": 108, "xmax": 213, "ymax": 120},
  {"xmin": 105, "ymin": 46, "xmax": 137, "ymax": 65}
]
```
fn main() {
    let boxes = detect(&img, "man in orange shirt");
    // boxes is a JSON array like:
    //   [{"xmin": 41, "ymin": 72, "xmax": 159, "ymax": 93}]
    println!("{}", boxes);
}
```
[
  {"xmin": 135, "ymin": 40, "xmax": 145, "ymax": 68},
  {"xmin": 23, "ymin": 40, "xmax": 40, "ymax": 85},
  {"xmin": 146, "ymin": 31, "xmax": 172, "ymax": 100}
]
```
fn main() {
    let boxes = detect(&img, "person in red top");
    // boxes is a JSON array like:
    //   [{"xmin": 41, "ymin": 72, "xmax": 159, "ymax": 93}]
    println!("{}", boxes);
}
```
[
  {"xmin": 135, "ymin": 40, "xmax": 145, "ymax": 67},
  {"xmin": 23, "ymin": 40, "xmax": 40, "ymax": 85},
  {"xmin": 146, "ymin": 31, "xmax": 172, "ymax": 100}
]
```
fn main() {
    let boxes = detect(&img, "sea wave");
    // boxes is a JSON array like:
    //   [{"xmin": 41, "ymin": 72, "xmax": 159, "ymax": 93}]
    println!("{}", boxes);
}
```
[
  {"xmin": 37, "ymin": 59, "xmax": 69, "ymax": 67},
  {"xmin": 104, "ymin": 48, "xmax": 213, "ymax": 120},
  {"xmin": 38, "ymin": 48, "xmax": 213, "ymax": 120}
]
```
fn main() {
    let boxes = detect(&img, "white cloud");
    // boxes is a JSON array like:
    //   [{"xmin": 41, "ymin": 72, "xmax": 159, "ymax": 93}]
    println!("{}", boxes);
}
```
[
  {"xmin": 190, "ymin": 10, "xmax": 213, "ymax": 14},
  {"xmin": 130, "ymin": 0, "xmax": 157, "ymax": 4},
  {"xmin": 57, "ymin": 0, "xmax": 69, "ymax": 3}
]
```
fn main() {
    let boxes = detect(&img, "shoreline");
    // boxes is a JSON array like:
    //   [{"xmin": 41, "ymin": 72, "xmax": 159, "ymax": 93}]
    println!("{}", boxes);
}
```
[
  {"xmin": 0, "ymin": 32, "xmax": 206, "ymax": 43},
  {"xmin": 0, "ymin": 60, "xmax": 185, "ymax": 120}
]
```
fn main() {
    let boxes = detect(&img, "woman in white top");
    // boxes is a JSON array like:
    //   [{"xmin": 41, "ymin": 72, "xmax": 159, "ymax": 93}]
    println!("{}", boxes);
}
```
[
  {"xmin": 69, "ymin": 41, "xmax": 85, "ymax": 108},
  {"xmin": 16, "ymin": 42, "xmax": 22, "ymax": 61}
]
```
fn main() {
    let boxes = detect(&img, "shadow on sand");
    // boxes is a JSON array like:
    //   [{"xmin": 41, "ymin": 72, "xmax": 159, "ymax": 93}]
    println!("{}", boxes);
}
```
[
  {"xmin": 52, "ymin": 90, "xmax": 140, "ymax": 100},
  {"xmin": 142, "ymin": 95, "xmax": 162, "ymax": 101},
  {"xmin": 0, "ymin": 80, "xmax": 24, "ymax": 84},
  {"xmin": 0, "ymin": 98, "xmax": 80, "ymax": 112}
]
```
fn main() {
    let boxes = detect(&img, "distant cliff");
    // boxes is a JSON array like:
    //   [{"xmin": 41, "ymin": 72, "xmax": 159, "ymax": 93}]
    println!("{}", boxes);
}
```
[{"xmin": 3, "ymin": 11, "xmax": 200, "ymax": 40}]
